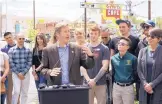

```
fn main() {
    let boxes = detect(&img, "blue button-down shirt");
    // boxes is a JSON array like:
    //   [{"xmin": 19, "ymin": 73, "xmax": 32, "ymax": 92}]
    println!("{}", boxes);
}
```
[
  {"xmin": 8, "ymin": 46, "xmax": 32, "ymax": 75},
  {"xmin": 58, "ymin": 45, "xmax": 69, "ymax": 85}
]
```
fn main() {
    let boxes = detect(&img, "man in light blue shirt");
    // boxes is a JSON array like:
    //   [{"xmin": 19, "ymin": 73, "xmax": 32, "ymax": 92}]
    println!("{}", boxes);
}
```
[{"xmin": 57, "ymin": 44, "xmax": 69, "ymax": 84}]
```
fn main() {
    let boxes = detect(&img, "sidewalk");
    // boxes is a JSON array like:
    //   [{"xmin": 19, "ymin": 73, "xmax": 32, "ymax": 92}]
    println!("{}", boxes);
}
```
[{"xmin": 27, "ymin": 70, "xmax": 39, "ymax": 104}]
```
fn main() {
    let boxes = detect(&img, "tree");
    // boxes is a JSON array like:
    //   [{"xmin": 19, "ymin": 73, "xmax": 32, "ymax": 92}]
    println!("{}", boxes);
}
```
[
  {"xmin": 154, "ymin": 17, "xmax": 162, "ymax": 28},
  {"xmin": 129, "ymin": 16, "xmax": 144, "ymax": 25},
  {"xmin": 26, "ymin": 20, "xmax": 38, "ymax": 48}
]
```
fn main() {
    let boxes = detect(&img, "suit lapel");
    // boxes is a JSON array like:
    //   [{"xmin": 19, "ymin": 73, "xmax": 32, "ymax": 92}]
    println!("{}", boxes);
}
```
[
  {"xmin": 152, "ymin": 45, "xmax": 160, "ymax": 79},
  {"xmin": 53, "ymin": 44, "xmax": 61, "ymax": 68},
  {"xmin": 68, "ymin": 43, "xmax": 75, "ymax": 71},
  {"xmin": 142, "ymin": 48, "xmax": 147, "ymax": 76}
]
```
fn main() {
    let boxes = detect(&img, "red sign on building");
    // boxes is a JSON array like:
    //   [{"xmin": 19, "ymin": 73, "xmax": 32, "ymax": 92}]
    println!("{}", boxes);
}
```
[{"xmin": 106, "ymin": 4, "xmax": 121, "ymax": 19}]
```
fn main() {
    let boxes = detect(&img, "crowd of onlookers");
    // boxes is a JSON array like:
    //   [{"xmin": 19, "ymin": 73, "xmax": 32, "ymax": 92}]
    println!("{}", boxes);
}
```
[{"xmin": 1, "ymin": 19, "xmax": 162, "ymax": 104}]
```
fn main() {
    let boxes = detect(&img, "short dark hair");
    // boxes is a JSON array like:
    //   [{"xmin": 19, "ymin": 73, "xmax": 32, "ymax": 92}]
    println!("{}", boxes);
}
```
[
  {"xmin": 149, "ymin": 28, "xmax": 162, "ymax": 39},
  {"xmin": 4, "ymin": 32, "xmax": 12, "ymax": 37},
  {"xmin": 119, "ymin": 37, "xmax": 132, "ymax": 47}
]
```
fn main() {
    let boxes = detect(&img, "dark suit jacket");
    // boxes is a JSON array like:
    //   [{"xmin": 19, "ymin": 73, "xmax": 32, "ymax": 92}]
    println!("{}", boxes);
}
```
[{"xmin": 41, "ymin": 43, "xmax": 95, "ymax": 85}]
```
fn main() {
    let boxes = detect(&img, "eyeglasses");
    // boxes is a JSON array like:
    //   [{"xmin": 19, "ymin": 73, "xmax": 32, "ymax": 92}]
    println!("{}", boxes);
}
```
[
  {"xmin": 142, "ymin": 26, "xmax": 150, "ymax": 30},
  {"xmin": 18, "ymin": 38, "xmax": 25, "ymax": 40},
  {"xmin": 118, "ymin": 42, "xmax": 128, "ymax": 46},
  {"xmin": 101, "ymin": 37, "xmax": 108, "ymax": 39}
]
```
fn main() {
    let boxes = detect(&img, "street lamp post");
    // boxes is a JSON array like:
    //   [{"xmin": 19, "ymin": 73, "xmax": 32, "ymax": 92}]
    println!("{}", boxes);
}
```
[
  {"xmin": 84, "ymin": 0, "xmax": 87, "ymax": 38},
  {"xmin": 148, "ymin": 0, "xmax": 151, "ymax": 20},
  {"xmin": 33, "ymin": 0, "xmax": 35, "ymax": 29},
  {"xmin": 126, "ymin": 0, "xmax": 132, "ymax": 17},
  {"xmin": 5, "ymin": 0, "xmax": 8, "ymax": 32}
]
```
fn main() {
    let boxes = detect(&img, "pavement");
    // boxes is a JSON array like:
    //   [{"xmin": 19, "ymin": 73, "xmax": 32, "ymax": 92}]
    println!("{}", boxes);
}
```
[
  {"xmin": 27, "ymin": 70, "xmax": 39, "ymax": 104},
  {"xmin": 3, "ymin": 70, "xmax": 38, "ymax": 104}
]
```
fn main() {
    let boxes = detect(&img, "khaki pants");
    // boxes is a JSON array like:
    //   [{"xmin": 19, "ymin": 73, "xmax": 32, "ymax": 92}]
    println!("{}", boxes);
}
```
[
  {"xmin": 113, "ymin": 83, "xmax": 134, "ymax": 104},
  {"xmin": 6, "ymin": 73, "xmax": 13, "ymax": 104},
  {"xmin": 89, "ymin": 85, "xmax": 107, "ymax": 104}
]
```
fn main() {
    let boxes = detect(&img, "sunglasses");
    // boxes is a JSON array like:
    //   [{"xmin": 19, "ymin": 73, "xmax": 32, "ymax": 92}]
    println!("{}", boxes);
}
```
[
  {"xmin": 101, "ymin": 37, "xmax": 108, "ymax": 39},
  {"xmin": 18, "ymin": 38, "xmax": 25, "ymax": 40},
  {"xmin": 118, "ymin": 42, "xmax": 128, "ymax": 46},
  {"xmin": 147, "ymin": 35, "xmax": 157, "ymax": 39},
  {"xmin": 142, "ymin": 26, "xmax": 150, "ymax": 30}
]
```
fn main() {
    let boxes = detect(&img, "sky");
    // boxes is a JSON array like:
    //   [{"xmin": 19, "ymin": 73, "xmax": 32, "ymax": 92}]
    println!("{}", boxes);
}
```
[{"xmin": 1, "ymin": 0, "xmax": 162, "ymax": 21}]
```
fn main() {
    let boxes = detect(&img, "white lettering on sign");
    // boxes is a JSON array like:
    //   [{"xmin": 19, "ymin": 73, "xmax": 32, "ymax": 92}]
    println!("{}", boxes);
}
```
[
  {"xmin": 106, "ymin": 5, "xmax": 120, "ymax": 10},
  {"xmin": 107, "ymin": 10, "xmax": 120, "ymax": 15}
]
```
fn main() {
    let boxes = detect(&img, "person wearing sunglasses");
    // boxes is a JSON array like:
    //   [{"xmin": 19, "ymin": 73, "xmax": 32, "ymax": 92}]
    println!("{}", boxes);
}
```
[
  {"xmin": 137, "ymin": 28, "xmax": 162, "ymax": 104},
  {"xmin": 136, "ymin": 20, "xmax": 156, "ymax": 55},
  {"xmin": 100, "ymin": 26, "xmax": 113, "ymax": 104},
  {"xmin": 111, "ymin": 37, "xmax": 137, "ymax": 104},
  {"xmin": 100, "ymin": 27, "xmax": 111, "ymax": 48},
  {"xmin": 134, "ymin": 20, "xmax": 156, "ymax": 101},
  {"xmin": 8, "ymin": 33, "xmax": 32, "ymax": 104},
  {"xmin": 141, "ymin": 20, "xmax": 155, "ymax": 37}
]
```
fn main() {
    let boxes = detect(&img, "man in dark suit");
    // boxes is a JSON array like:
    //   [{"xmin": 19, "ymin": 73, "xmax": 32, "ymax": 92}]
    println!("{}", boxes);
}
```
[{"xmin": 41, "ymin": 22, "xmax": 95, "ymax": 85}]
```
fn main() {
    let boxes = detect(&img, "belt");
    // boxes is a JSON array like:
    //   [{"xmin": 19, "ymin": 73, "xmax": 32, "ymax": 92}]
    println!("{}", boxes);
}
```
[{"xmin": 115, "ymin": 81, "xmax": 133, "ymax": 87}]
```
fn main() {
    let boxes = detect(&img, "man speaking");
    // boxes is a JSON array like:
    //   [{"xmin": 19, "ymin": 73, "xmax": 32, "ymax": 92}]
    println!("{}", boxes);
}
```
[{"xmin": 41, "ymin": 22, "xmax": 95, "ymax": 85}]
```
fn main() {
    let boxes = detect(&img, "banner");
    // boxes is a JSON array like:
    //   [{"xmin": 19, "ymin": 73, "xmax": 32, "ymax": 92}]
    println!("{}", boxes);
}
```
[
  {"xmin": 101, "ymin": 3, "xmax": 123, "ymax": 35},
  {"xmin": 101, "ymin": 4, "xmax": 123, "ymax": 23}
]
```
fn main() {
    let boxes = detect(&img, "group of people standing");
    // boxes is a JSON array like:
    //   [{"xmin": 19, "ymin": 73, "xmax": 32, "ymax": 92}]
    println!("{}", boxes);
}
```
[
  {"xmin": 0, "ymin": 32, "xmax": 48, "ymax": 104},
  {"xmin": 0, "ymin": 19, "xmax": 162, "ymax": 104}
]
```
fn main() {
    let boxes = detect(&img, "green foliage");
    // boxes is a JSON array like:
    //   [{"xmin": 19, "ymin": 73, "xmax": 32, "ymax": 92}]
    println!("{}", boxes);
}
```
[
  {"xmin": 27, "ymin": 20, "xmax": 38, "ymax": 43},
  {"xmin": 129, "ymin": 16, "xmax": 145, "ymax": 25},
  {"xmin": 154, "ymin": 17, "xmax": 162, "ymax": 28},
  {"xmin": 135, "ymin": 101, "xmax": 139, "ymax": 104}
]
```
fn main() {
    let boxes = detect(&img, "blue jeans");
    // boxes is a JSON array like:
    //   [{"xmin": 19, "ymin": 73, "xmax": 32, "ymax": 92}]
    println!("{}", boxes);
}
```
[
  {"xmin": 35, "ymin": 72, "xmax": 47, "ymax": 102},
  {"xmin": 1, "ymin": 75, "xmax": 8, "ymax": 104},
  {"xmin": 1, "ymin": 94, "xmax": 6, "ymax": 104}
]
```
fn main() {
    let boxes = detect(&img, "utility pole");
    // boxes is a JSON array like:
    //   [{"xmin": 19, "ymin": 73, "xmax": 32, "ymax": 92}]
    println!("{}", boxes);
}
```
[
  {"xmin": 5, "ymin": 0, "xmax": 8, "ymax": 32},
  {"xmin": 126, "ymin": 0, "xmax": 132, "ymax": 17},
  {"xmin": 33, "ymin": 0, "xmax": 36, "ymax": 29},
  {"xmin": 148, "ymin": 0, "xmax": 151, "ymax": 20},
  {"xmin": 84, "ymin": 0, "xmax": 87, "ymax": 37}
]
